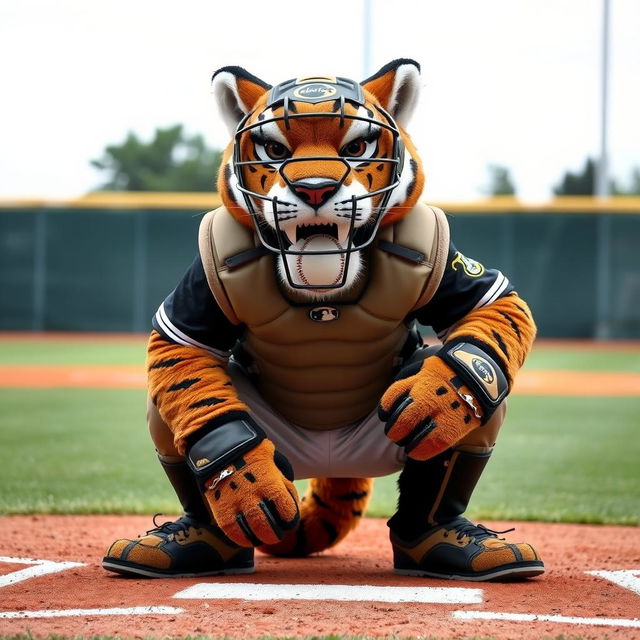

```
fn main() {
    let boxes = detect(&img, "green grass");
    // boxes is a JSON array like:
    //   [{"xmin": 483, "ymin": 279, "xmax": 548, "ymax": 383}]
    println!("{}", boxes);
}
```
[
  {"xmin": 0, "ymin": 337, "xmax": 638, "ymax": 524},
  {"xmin": 0, "ymin": 337, "xmax": 147, "ymax": 365},
  {"xmin": 1, "ymin": 389, "xmax": 638, "ymax": 524},
  {"xmin": 1, "ymin": 336, "xmax": 639, "ymax": 371},
  {"xmin": 525, "ymin": 345, "xmax": 640, "ymax": 372}
]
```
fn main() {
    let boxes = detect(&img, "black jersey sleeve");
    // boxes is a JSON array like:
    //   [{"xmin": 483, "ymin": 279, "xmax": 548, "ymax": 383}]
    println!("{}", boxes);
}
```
[
  {"xmin": 412, "ymin": 241, "xmax": 514, "ymax": 340},
  {"xmin": 152, "ymin": 254, "xmax": 244, "ymax": 359}
]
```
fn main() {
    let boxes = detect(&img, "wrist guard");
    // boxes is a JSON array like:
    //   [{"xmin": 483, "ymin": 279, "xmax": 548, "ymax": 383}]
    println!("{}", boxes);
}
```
[
  {"xmin": 438, "ymin": 338, "xmax": 509, "ymax": 424},
  {"xmin": 186, "ymin": 412, "xmax": 266, "ymax": 489}
]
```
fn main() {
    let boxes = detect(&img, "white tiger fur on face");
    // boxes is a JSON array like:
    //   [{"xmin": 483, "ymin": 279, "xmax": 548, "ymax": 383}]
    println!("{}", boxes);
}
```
[{"xmin": 213, "ymin": 60, "xmax": 425, "ymax": 300}]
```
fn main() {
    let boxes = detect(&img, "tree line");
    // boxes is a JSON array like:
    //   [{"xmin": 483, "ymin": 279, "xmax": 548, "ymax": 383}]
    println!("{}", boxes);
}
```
[{"xmin": 92, "ymin": 125, "xmax": 640, "ymax": 196}]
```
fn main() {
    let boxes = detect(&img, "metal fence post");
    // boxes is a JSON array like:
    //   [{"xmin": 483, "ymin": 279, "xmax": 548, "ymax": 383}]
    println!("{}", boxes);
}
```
[
  {"xmin": 131, "ymin": 211, "xmax": 148, "ymax": 332},
  {"xmin": 31, "ymin": 210, "xmax": 47, "ymax": 331},
  {"xmin": 595, "ymin": 213, "xmax": 612, "ymax": 339}
]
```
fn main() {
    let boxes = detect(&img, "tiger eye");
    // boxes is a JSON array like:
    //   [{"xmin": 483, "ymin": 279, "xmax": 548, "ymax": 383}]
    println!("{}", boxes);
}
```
[
  {"xmin": 265, "ymin": 141, "xmax": 289, "ymax": 160},
  {"xmin": 342, "ymin": 138, "xmax": 366, "ymax": 157}
]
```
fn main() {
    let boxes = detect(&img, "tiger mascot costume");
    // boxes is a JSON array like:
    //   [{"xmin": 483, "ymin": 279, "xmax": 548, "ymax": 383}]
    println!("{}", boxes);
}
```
[{"xmin": 103, "ymin": 59, "xmax": 544, "ymax": 581}]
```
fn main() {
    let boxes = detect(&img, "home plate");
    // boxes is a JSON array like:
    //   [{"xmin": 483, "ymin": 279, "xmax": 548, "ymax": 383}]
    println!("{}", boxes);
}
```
[{"xmin": 173, "ymin": 583, "xmax": 483, "ymax": 604}]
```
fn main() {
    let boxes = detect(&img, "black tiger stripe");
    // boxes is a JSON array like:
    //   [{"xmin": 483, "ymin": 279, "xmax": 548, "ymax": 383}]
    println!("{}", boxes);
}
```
[
  {"xmin": 311, "ymin": 492, "xmax": 332, "ymax": 510},
  {"xmin": 492, "ymin": 330, "xmax": 510, "ymax": 361},
  {"xmin": 150, "ymin": 358, "xmax": 184, "ymax": 369},
  {"xmin": 405, "ymin": 159, "xmax": 418, "ymax": 199},
  {"xmin": 168, "ymin": 378, "xmax": 201, "ymax": 391},
  {"xmin": 515, "ymin": 303, "xmax": 531, "ymax": 319},
  {"xmin": 223, "ymin": 163, "xmax": 237, "ymax": 204},
  {"xmin": 292, "ymin": 520, "xmax": 308, "ymax": 556},
  {"xmin": 366, "ymin": 173, "xmax": 373, "ymax": 188},
  {"xmin": 260, "ymin": 174, "xmax": 267, "ymax": 189},
  {"xmin": 321, "ymin": 519, "xmax": 339, "ymax": 545},
  {"xmin": 188, "ymin": 396, "xmax": 223, "ymax": 408},
  {"xmin": 352, "ymin": 510, "xmax": 363, "ymax": 517},
  {"xmin": 499, "ymin": 311, "xmax": 522, "ymax": 339},
  {"xmin": 336, "ymin": 491, "xmax": 368, "ymax": 501}
]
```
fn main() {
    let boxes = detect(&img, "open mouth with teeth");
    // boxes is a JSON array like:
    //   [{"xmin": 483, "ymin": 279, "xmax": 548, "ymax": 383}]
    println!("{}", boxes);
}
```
[{"xmin": 281, "ymin": 220, "xmax": 350, "ymax": 248}]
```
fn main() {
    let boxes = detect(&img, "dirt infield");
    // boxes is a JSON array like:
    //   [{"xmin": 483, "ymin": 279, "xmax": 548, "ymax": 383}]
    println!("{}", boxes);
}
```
[
  {"xmin": 1, "ymin": 337, "xmax": 638, "ymax": 637},
  {"xmin": 0, "ymin": 515, "xmax": 639, "ymax": 639},
  {"xmin": 1, "ymin": 364, "xmax": 639, "ymax": 396}
]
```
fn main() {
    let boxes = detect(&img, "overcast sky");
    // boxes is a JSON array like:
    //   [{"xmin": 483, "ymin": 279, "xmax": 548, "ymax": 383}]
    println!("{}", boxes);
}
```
[{"xmin": 1, "ymin": 0, "xmax": 638, "ymax": 202}]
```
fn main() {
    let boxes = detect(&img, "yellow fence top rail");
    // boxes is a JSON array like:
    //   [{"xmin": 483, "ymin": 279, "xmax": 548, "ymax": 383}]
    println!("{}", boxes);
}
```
[{"xmin": 1, "ymin": 193, "xmax": 640, "ymax": 213}]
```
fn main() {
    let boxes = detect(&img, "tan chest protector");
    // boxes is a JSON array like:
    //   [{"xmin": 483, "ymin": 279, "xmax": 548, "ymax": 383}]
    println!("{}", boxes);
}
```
[{"xmin": 198, "ymin": 202, "xmax": 449, "ymax": 430}]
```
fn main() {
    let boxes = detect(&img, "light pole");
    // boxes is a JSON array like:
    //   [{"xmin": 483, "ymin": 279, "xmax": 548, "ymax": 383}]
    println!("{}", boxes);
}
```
[
  {"xmin": 595, "ymin": 0, "xmax": 611, "ymax": 198},
  {"xmin": 362, "ymin": 0, "xmax": 373, "ymax": 78}
]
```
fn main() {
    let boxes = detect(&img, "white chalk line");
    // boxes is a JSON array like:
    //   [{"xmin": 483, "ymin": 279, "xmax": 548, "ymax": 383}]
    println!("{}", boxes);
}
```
[
  {"xmin": 587, "ymin": 569, "xmax": 640, "ymax": 596},
  {"xmin": 0, "ymin": 606, "xmax": 184, "ymax": 619},
  {"xmin": 0, "ymin": 556, "xmax": 86, "ymax": 588},
  {"xmin": 453, "ymin": 610, "xmax": 640, "ymax": 628},
  {"xmin": 173, "ymin": 582, "xmax": 483, "ymax": 604}
]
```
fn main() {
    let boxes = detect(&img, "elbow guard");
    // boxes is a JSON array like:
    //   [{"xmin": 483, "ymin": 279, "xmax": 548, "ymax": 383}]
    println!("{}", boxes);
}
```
[{"xmin": 438, "ymin": 338, "xmax": 509, "ymax": 424}]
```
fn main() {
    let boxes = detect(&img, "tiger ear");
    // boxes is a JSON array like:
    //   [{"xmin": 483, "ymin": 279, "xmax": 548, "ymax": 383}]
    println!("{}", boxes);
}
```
[
  {"xmin": 361, "ymin": 58, "xmax": 421, "ymax": 128},
  {"xmin": 211, "ymin": 66, "xmax": 272, "ymax": 136}
]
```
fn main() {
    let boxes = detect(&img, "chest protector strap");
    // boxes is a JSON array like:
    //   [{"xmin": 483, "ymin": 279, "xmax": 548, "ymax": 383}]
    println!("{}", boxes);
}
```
[{"xmin": 198, "ymin": 202, "xmax": 450, "ymax": 325}]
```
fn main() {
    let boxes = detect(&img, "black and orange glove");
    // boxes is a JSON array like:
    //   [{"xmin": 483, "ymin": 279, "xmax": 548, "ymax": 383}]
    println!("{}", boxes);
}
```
[
  {"xmin": 186, "ymin": 413, "xmax": 299, "ymax": 547},
  {"xmin": 379, "ymin": 340, "xmax": 509, "ymax": 460}
]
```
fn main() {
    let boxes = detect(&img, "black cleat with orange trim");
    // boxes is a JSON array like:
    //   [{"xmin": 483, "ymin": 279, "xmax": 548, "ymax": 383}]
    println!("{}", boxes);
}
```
[
  {"xmin": 102, "ymin": 514, "xmax": 254, "ymax": 578},
  {"xmin": 391, "ymin": 516, "xmax": 544, "ymax": 581}
]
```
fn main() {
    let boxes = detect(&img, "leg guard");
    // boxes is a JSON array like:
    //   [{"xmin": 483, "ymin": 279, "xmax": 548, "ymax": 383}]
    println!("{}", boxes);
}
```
[
  {"xmin": 102, "ymin": 401, "xmax": 254, "ymax": 577},
  {"xmin": 388, "ymin": 407, "xmax": 544, "ymax": 581}
]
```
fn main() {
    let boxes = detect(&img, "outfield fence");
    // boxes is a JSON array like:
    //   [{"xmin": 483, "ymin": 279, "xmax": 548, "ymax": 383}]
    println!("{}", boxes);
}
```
[{"xmin": 1, "ymin": 194, "xmax": 639, "ymax": 338}]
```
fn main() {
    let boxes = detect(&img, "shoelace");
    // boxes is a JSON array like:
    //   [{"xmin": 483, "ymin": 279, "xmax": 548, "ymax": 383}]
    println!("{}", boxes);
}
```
[
  {"xmin": 145, "ymin": 513, "xmax": 196, "ymax": 537},
  {"xmin": 447, "ymin": 518, "xmax": 516, "ymax": 542}
]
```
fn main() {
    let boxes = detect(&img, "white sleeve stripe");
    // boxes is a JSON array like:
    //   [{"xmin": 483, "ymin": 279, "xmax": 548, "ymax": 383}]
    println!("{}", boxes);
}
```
[
  {"xmin": 484, "ymin": 277, "xmax": 510, "ymax": 307},
  {"xmin": 155, "ymin": 303, "xmax": 231, "ymax": 361},
  {"xmin": 435, "ymin": 273, "xmax": 510, "ymax": 341},
  {"xmin": 472, "ymin": 272, "xmax": 509, "ymax": 310}
]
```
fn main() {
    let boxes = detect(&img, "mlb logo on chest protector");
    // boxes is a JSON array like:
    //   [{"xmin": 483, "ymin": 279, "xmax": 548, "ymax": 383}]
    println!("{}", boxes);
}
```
[{"xmin": 309, "ymin": 306, "xmax": 340, "ymax": 322}]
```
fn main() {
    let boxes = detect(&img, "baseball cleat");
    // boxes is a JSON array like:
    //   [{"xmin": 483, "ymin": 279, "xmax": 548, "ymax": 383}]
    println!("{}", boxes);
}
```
[
  {"xmin": 390, "ymin": 516, "xmax": 544, "ymax": 581},
  {"xmin": 102, "ymin": 514, "xmax": 254, "ymax": 578}
]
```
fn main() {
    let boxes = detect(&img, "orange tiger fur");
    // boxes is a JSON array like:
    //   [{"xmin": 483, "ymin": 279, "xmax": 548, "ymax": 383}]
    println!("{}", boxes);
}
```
[
  {"xmin": 259, "ymin": 477, "xmax": 373, "ymax": 557},
  {"xmin": 447, "ymin": 292, "xmax": 537, "ymax": 385},
  {"xmin": 146, "ymin": 330, "xmax": 248, "ymax": 455}
]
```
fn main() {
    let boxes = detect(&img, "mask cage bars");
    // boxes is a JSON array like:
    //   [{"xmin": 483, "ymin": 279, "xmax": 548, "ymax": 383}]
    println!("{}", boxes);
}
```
[{"xmin": 231, "ymin": 103, "xmax": 403, "ymax": 290}]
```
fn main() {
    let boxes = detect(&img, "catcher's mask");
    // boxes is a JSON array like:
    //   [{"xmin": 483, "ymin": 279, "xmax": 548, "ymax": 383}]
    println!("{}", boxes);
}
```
[{"xmin": 232, "ymin": 75, "xmax": 405, "ymax": 290}]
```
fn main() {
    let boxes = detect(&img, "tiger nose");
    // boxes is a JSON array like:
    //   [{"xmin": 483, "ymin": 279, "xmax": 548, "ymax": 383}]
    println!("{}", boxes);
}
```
[{"xmin": 291, "ymin": 179, "xmax": 340, "ymax": 209}]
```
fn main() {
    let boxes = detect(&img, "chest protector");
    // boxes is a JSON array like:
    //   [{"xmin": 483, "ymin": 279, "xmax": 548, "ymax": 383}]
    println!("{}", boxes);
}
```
[{"xmin": 198, "ymin": 202, "xmax": 449, "ymax": 430}]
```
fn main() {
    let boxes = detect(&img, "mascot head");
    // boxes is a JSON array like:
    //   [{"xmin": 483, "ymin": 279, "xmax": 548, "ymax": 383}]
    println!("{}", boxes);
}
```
[{"xmin": 212, "ymin": 58, "xmax": 425, "ymax": 299}]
